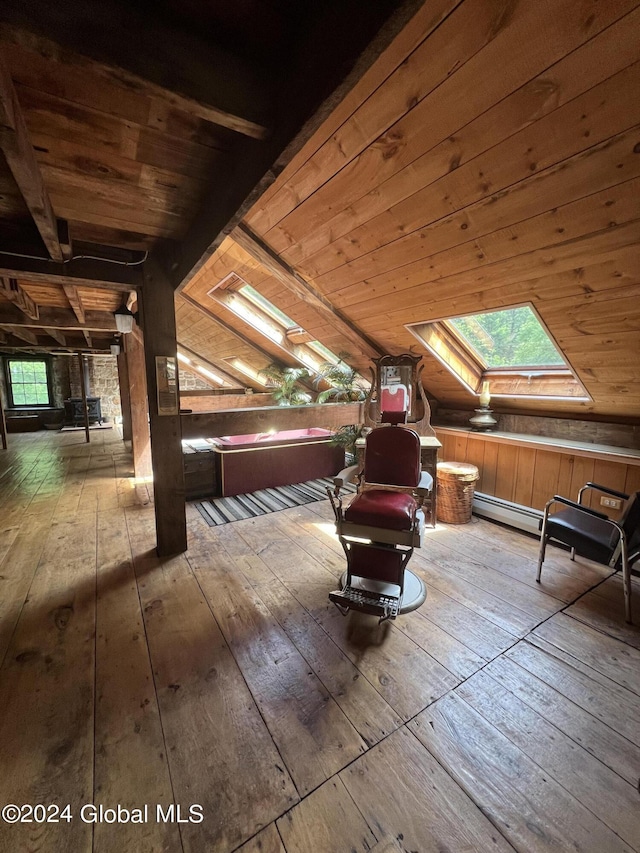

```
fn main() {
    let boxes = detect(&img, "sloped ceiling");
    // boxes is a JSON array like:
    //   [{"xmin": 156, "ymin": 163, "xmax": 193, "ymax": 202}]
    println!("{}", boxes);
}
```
[
  {"xmin": 0, "ymin": 0, "xmax": 638, "ymax": 420},
  {"xmin": 182, "ymin": 0, "xmax": 640, "ymax": 421}
]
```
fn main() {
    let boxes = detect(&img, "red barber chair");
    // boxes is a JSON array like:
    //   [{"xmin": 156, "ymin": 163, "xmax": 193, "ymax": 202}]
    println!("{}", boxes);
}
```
[{"xmin": 327, "ymin": 422, "xmax": 432, "ymax": 622}]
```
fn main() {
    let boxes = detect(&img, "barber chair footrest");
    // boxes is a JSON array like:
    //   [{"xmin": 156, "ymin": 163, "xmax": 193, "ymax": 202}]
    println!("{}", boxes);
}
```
[{"xmin": 329, "ymin": 586, "xmax": 400, "ymax": 621}]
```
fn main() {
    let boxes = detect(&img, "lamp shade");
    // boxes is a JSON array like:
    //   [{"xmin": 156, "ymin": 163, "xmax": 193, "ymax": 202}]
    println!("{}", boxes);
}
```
[{"xmin": 114, "ymin": 305, "xmax": 135, "ymax": 334}]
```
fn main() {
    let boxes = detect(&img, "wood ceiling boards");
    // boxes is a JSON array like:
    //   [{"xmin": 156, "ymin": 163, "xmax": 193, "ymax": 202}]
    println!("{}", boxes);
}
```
[
  {"xmin": 0, "ymin": 0, "xmax": 413, "ymax": 353},
  {"xmin": 183, "ymin": 0, "xmax": 640, "ymax": 420}
]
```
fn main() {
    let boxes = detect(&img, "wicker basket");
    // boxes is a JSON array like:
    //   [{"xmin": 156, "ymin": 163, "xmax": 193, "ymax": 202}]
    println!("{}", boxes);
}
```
[{"xmin": 436, "ymin": 462, "xmax": 479, "ymax": 524}]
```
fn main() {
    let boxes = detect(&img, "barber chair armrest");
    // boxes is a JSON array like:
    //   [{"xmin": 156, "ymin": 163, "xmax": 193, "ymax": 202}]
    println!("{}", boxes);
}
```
[
  {"xmin": 333, "ymin": 464, "xmax": 360, "ymax": 495},
  {"xmin": 416, "ymin": 470, "xmax": 433, "ymax": 495},
  {"xmin": 578, "ymin": 482, "xmax": 630, "ymax": 502}
]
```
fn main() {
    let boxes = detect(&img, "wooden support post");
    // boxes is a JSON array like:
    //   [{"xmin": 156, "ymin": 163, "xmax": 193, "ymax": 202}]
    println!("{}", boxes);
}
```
[
  {"xmin": 124, "ymin": 330, "xmax": 152, "ymax": 481},
  {"xmin": 0, "ymin": 383, "xmax": 7, "ymax": 450},
  {"xmin": 140, "ymin": 258, "xmax": 187, "ymax": 556},
  {"xmin": 77, "ymin": 351, "xmax": 90, "ymax": 444},
  {"xmin": 116, "ymin": 351, "xmax": 132, "ymax": 442}
]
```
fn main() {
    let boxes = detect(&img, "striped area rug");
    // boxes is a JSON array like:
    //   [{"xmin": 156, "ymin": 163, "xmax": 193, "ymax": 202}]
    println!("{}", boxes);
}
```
[{"xmin": 195, "ymin": 477, "xmax": 357, "ymax": 526}]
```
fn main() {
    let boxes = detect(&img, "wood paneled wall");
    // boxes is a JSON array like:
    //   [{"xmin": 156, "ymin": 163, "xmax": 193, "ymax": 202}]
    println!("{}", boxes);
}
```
[{"xmin": 435, "ymin": 428, "xmax": 640, "ymax": 516}]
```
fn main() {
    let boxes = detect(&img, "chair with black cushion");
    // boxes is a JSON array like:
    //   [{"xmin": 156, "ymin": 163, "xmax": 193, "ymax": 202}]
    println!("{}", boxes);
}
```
[
  {"xmin": 537, "ymin": 483, "xmax": 640, "ymax": 623},
  {"xmin": 326, "ymin": 423, "xmax": 433, "ymax": 622}
]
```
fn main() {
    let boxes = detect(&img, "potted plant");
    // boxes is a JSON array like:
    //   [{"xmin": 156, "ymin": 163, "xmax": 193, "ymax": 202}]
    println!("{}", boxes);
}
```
[
  {"xmin": 314, "ymin": 355, "xmax": 370, "ymax": 464},
  {"xmin": 315, "ymin": 353, "xmax": 368, "ymax": 403},
  {"xmin": 258, "ymin": 363, "xmax": 313, "ymax": 406}
]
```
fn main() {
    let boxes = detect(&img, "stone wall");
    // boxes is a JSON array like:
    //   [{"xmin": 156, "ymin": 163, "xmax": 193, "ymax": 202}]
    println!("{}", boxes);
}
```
[
  {"xmin": 62, "ymin": 355, "xmax": 122, "ymax": 423},
  {"xmin": 178, "ymin": 367, "xmax": 214, "ymax": 391},
  {"xmin": 51, "ymin": 357, "xmax": 71, "ymax": 407},
  {"xmin": 90, "ymin": 357, "xmax": 122, "ymax": 422}
]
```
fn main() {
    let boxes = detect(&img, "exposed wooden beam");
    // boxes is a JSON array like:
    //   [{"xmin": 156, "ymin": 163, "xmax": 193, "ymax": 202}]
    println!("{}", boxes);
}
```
[
  {"xmin": 0, "ymin": 15, "xmax": 269, "ymax": 139},
  {"xmin": 164, "ymin": 0, "xmax": 425, "ymax": 292},
  {"xmin": 82, "ymin": 330, "xmax": 93, "ymax": 347},
  {"xmin": 62, "ymin": 284, "xmax": 85, "ymax": 323},
  {"xmin": 0, "ymin": 303, "xmax": 117, "ymax": 331},
  {"xmin": 231, "ymin": 222, "xmax": 384, "ymax": 358},
  {"xmin": 140, "ymin": 258, "xmax": 187, "ymax": 555},
  {"xmin": 124, "ymin": 329, "xmax": 152, "ymax": 481},
  {"xmin": 0, "ymin": 253, "xmax": 142, "ymax": 290},
  {"xmin": 45, "ymin": 328, "xmax": 66, "ymax": 346},
  {"xmin": 6, "ymin": 326, "xmax": 38, "ymax": 345},
  {"xmin": 0, "ymin": 52, "xmax": 64, "ymax": 261},
  {"xmin": 0, "ymin": 276, "xmax": 39, "ymax": 320},
  {"xmin": 116, "ymin": 351, "xmax": 132, "ymax": 442}
]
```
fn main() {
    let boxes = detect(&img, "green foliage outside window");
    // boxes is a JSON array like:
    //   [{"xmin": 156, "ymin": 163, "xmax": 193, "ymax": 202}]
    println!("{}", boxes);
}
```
[
  {"xmin": 449, "ymin": 307, "xmax": 565, "ymax": 368},
  {"xmin": 8, "ymin": 359, "xmax": 51, "ymax": 405}
]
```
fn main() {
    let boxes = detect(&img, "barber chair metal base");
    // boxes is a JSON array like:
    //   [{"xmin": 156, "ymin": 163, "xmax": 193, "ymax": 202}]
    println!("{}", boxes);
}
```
[
  {"xmin": 328, "ymin": 538, "xmax": 426, "ymax": 623},
  {"xmin": 330, "ymin": 568, "xmax": 427, "ymax": 621}
]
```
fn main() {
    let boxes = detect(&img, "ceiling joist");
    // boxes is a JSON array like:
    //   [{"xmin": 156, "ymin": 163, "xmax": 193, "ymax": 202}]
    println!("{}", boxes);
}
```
[
  {"xmin": 62, "ymin": 284, "xmax": 85, "ymax": 323},
  {"xmin": 0, "ymin": 252, "xmax": 142, "ymax": 290},
  {"xmin": 0, "ymin": 13, "xmax": 269, "ymax": 140},
  {"xmin": 0, "ymin": 276, "xmax": 39, "ymax": 319},
  {"xmin": 45, "ymin": 327, "xmax": 66, "ymax": 346},
  {"xmin": 5, "ymin": 325, "xmax": 38, "ymax": 345},
  {"xmin": 0, "ymin": 302, "xmax": 117, "ymax": 332},
  {"xmin": 0, "ymin": 52, "xmax": 65, "ymax": 262}
]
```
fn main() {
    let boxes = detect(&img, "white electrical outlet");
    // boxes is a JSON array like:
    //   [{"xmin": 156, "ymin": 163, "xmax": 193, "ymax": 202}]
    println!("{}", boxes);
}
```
[{"xmin": 600, "ymin": 496, "xmax": 622, "ymax": 509}]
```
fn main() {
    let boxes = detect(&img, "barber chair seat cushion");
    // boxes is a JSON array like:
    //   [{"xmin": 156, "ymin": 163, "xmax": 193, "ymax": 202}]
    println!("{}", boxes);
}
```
[
  {"xmin": 345, "ymin": 489, "xmax": 417, "ymax": 531},
  {"xmin": 544, "ymin": 508, "xmax": 619, "ymax": 565}
]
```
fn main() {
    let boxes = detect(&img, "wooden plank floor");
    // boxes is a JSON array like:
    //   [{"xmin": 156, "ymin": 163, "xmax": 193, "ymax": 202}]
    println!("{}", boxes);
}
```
[{"xmin": 0, "ymin": 431, "xmax": 638, "ymax": 853}]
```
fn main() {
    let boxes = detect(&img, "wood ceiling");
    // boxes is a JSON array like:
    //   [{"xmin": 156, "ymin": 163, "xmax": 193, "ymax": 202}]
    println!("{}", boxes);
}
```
[
  {"xmin": 0, "ymin": 0, "xmax": 411, "ymax": 353},
  {"xmin": 1, "ymin": 0, "xmax": 639, "ymax": 421},
  {"xmin": 182, "ymin": 0, "xmax": 640, "ymax": 421}
]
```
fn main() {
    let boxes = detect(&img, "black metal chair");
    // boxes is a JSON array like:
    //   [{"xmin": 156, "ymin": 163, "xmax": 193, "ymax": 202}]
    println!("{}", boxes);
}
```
[{"xmin": 537, "ymin": 483, "xmax": 640, "ymax": 623}]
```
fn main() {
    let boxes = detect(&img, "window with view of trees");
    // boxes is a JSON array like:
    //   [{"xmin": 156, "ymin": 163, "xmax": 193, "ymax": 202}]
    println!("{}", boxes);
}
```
[
  {"xmin": 6, "ymin": 359, "xmax": 52, "ymax": 406},
  {"xmin": 407, "ymin": 303, "xmax": 589, "ymax": 400},
  {"xmin": 447, "ymin": 306, "xmax": 565, "ymax": 368}
]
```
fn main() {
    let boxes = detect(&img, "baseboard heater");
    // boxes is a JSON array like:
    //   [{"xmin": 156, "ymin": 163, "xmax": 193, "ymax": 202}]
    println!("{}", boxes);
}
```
[{"xmin": 472, "ymin": 492, "xmax": 543, "ymax": 536}]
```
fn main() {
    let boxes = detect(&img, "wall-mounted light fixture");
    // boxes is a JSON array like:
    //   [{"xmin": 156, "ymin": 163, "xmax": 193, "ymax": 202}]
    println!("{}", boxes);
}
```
[{"xmin": 114, "ymin": 305, "xmax": 136, "ymax": 334}]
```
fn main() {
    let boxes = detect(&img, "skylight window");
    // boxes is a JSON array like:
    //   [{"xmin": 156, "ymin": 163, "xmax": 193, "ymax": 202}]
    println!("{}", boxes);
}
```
[
  {"xmin": 407, "ymin": 303, "xmax": 589, "ymax": 401},
  {"xmin": 210, "ymin": 272, "xmax": 351, "ymax": 380},
  {"xmin": 447, "ymin": 307, "xmax": 565, "ymax": 368},
  {"xmin": 177, "ymin": 349, "xmax": 229, "ymax": 386},
  {"xmin": 296, "ymin": 350, "xmax": 321, "ymax": 373},
  {"xmin": 226, "ymin": 293, "xmax": 284, "ymax": 344},
  {"xmin": 239, "ymin": 284, "xmax": 297, "ymax": 330},
  {"xmin": 307, "ymin": 340, "xmax": 341, "ymax": 364},
  {"xmin": 225, "ymin": 358, "xmax": 269, "ymax": 386}
]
